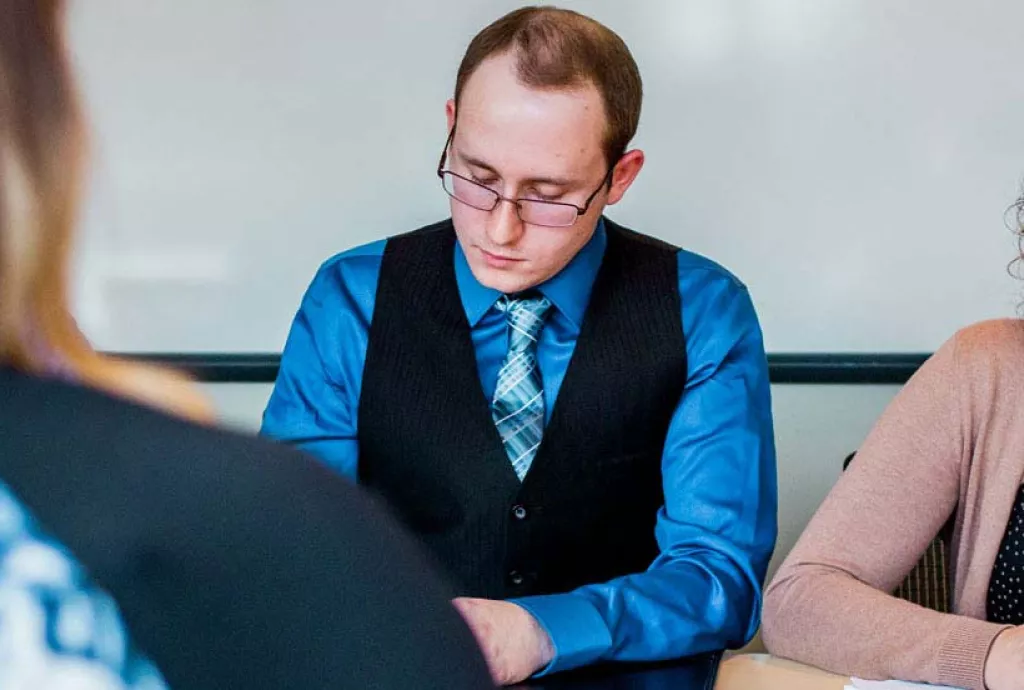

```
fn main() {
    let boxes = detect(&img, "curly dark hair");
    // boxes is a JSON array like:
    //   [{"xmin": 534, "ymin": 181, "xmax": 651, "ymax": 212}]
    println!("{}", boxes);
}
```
[{"xmin": 1009, "ymin": 191, "xmax": 1024, "ymax": 280}]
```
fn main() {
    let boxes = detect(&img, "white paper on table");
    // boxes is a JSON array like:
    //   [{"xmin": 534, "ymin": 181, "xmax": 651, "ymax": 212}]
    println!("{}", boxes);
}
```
[{"xmin": 845, "ymin": 678, "xmax": 965, "ymax": 690}]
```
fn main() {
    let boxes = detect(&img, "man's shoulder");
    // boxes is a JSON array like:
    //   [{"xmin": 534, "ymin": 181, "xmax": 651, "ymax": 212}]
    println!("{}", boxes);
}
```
[
  {"xmin": 671, "ymin": 247, "xmax": 761, "ymax": 351},
  {"xmin": 317, "ymin": 237, "xmax": 388, "ymax": 277},
  {"xmin": 603, "ymin": 218, "xmax": 747, "ymax": 294},
  {"xmin": 675, "ymin": 248, "xmax": 748, "ymax": 295},
  {"xmin": 313, "ymin": 219, "xmax": 455, "ymax": 289},
  {"xmin": 301, "ymin": 238, "xmax": 389, "ymax": 309}
]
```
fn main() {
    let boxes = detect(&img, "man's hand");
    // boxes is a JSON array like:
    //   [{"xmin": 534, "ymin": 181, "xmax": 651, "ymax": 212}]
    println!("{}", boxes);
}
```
[
  {"xmin": 453, "ymin": 597, "xmax": 555, "ymax": 685},
  {"xmin": 986, "ymin": 627, "xmax": 1024, "ymax": 690}
]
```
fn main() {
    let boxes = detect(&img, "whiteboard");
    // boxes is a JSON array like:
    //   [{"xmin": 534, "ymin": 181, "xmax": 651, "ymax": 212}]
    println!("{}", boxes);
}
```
[{"xmin": 66, "ymin": 0, "xmax": 1024, "ymax": 353}]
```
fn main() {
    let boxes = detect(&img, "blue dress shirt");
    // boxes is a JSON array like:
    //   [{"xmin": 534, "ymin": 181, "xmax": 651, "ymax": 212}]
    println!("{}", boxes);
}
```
[{"xmin": 261, "ymin": 218, "xmax": 778, "ymax": 675}]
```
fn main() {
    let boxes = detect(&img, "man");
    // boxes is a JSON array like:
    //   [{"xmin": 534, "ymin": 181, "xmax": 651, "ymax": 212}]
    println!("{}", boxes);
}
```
[{"xmin": 262, "ymin": 6, "xmax": 778, "ymax": 686}]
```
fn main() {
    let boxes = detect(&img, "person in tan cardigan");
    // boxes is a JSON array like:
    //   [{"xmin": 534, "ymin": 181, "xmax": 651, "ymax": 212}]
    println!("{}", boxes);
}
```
[{"xmin": 762, "ymin": 271, "xmax": 1024, "ymax": 689}]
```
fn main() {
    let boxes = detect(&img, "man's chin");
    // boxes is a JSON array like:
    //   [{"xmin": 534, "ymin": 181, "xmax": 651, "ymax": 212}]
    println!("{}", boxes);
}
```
[{"xmin": 471, "ymin": 263, "xmax": 538, "ymax": 295}]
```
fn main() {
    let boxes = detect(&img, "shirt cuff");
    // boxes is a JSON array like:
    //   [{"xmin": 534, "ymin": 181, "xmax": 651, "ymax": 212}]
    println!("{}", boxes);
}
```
[
  {"xmin": 936, "ymin": 617, "xmax": 1011, "ymax": 690},
  {"xmin": 511, "ymin": 592, "xmax": 612, "ymax": 677}
]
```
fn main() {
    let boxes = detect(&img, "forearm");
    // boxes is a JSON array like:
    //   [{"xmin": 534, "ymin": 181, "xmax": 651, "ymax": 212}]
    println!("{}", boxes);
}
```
[
  {"xmin": 514, "ymin": 548, "xmax": 761, "ymax": 675},
  {"xmin": 764, "ymin": 563, "xmax": 1006, "ymax": 690}
]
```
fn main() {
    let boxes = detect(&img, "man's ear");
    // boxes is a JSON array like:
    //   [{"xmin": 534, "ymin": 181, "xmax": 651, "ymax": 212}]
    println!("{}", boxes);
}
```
[
  {"xmin": 606, "ymin": 149, "xmax": 645, "ymax": 206},
  {"xmin": 446, "ymin": 99, "xmax": 456, "ymax": 133}
]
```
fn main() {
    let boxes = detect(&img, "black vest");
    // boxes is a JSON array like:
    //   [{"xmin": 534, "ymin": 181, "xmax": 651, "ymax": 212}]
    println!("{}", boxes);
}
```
[{"xmin": 358, "ymin": 218, "xmax": 687, "ymax": 599}]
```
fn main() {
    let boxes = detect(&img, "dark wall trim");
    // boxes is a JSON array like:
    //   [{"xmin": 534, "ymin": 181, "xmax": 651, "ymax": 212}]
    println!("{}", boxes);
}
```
[
  {"xmin": 118, "ymin": 353, "xmax": 282, "ymax": 384},
  {"xmin": 114, "ymin": 352, "xmax": 931, "ymax": 385},
  {"xmin": 767, "ymin": 353, "xmax": 928, "ymax": 384}
]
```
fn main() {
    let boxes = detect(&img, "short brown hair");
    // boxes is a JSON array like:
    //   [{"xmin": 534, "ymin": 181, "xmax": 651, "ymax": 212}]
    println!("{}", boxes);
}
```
[{"xmin": 453, "ymin": 6, "xmax": 642, "ymax": 167}]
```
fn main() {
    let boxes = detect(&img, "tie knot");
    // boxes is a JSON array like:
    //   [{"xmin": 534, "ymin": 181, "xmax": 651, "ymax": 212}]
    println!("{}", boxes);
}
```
[{"xmin": 497, "ymin": 294, "xmax": 552, "ymax": 349}]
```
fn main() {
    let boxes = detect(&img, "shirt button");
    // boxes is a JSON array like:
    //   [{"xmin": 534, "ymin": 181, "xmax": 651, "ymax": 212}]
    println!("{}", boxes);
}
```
[
  {"xmin": 512, "ymin": 505, "xmax": 527, "ymax": 520},
  {"xmin": 508, "ymin": 570, "xmax": 524, "ymax": 586}
]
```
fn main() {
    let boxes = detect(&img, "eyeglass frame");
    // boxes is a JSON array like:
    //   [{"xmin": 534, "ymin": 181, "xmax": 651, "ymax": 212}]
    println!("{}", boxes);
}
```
[{"xmin": 436, "ymin": 126, "xmax": 616, "ymax": 228}]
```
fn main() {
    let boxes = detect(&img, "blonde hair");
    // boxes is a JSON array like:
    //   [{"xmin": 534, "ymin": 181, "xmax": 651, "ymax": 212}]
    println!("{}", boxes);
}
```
[{"xmin": 0, "ymin": 0, "xmax": 212, "ymax": 422}]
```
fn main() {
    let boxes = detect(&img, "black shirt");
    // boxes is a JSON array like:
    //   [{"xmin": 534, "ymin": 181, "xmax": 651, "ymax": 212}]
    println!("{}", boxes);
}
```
[
  {"xmin": 0, "ymin": 367, "xmax": 492, "ymax": 690},
  {"xmin": 988, "ymin": 484, "xmax": 1024, "ymax": 624}
]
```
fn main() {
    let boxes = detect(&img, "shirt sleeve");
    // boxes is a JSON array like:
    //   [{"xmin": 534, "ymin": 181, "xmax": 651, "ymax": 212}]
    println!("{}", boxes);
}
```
[
  {"xmin": 260, "ymin": 244, "xmax": 384, "ymax": 480},
  {"xmin": 762, "ymin": 326, "xmax": 1011, "ymax": 690},
  {"xmin": 513, "ymin": 259, "xmax": 778, "ymax": 675},
  {"xmin": 0, "ymin": 482, "xmax": 170, "ymax": 689}
]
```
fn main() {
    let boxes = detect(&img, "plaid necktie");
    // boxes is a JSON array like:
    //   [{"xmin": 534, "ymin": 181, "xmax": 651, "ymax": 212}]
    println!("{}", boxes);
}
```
[{"xmin": 491, "ymin": 294, "xmax": 553, "ymax": 481}]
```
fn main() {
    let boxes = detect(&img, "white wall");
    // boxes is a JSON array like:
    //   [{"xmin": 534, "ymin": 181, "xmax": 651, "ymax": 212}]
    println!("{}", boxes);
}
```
[
  {"xmin": 68, "ymin": 0, "xmax": 1024, "ymax": 354},
  {"xmin": 768, "ymin": 384, "xmax": 900, "ymax": 575}
]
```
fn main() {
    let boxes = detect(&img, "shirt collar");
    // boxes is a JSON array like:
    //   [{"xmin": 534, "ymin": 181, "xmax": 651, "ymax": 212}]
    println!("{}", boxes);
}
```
[{"xmin": 454, "ymin": 217, "xmax": 607, "ymax": 330}]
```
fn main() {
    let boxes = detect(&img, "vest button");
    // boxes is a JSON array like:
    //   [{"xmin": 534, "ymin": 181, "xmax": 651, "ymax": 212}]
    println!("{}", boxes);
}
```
[
  {"xmin": 508, "ymin": 570, "xmax": 525, "ymax": 586},
  {"xmin": 512, "ymin": 504, "xmax": 527, "ymax": 520}
]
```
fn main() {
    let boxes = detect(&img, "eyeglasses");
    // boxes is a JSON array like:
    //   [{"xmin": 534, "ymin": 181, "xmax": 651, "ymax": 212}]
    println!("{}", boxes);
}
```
[{"xmin": 436, "ymin": 128, "xmax": 613, "ymax": 228}]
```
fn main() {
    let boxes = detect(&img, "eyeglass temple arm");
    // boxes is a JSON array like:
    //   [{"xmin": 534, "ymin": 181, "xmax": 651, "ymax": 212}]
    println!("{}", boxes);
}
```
[{"xmin": 437, "ymin": 126, "xmax": 456, "ymax": 175}]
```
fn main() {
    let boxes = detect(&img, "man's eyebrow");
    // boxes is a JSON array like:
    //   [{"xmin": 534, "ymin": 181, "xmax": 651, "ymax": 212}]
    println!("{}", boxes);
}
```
[
  {"xmin": 457, "ymin": 151, "xmax": 577, "ymax": 187},
  {"xmin": 458, "ymin": 152, "xmax": 499, "ymax": 174}
]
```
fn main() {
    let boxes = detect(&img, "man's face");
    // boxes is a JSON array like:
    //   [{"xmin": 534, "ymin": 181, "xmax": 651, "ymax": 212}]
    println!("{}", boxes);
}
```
[{"xmin": 444, "ymin": 52, "xmax": 636, "ymax": 294}]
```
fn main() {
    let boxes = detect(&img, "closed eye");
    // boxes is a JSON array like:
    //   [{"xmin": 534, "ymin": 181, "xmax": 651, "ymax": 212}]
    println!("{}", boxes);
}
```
[
  {"xmin": 470, "ymin": 174, "xmax": 500, "ymax": 187},
  {"xmin": 523, "ymin": 188, "xmax": 567, "ymax": 203}
]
